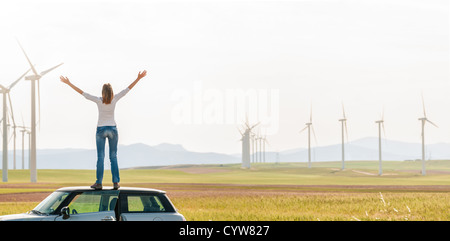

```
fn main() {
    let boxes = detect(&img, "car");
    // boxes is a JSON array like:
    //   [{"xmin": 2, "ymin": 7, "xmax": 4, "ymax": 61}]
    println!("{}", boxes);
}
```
[{"xmin": 0, "ymin": 186, "xmax": 186, "ymax": 221}]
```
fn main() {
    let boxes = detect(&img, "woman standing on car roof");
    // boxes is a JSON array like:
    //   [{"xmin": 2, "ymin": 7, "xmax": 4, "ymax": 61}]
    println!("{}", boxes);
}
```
[{"xmin": 60, "ymin": 70, "xmax": 147, "ymax": 190}]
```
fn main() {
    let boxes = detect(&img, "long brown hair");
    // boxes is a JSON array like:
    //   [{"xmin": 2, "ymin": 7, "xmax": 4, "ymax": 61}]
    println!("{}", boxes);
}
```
[{"xmin": 102, "ymin": 83, "xmax": 114, "ymax": 104}]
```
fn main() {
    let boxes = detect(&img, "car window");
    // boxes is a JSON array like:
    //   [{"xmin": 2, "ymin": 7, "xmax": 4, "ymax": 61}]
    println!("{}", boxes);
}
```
[
  {"xmin": 68, "ymin": 191, "xmax": 118, "ymax": 214},
  {"xmin": 127, "ymin": 195, "xmax": 166, "ymax": 213},
  {"xmin": 33, "ymin": 191, "xmax": 70, "ymax": 215}
]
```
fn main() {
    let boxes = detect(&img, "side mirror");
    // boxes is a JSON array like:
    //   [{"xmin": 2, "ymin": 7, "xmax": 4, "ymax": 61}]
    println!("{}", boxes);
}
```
[{"xmin": 61, "ymin": 206, "xmax": 70, "ymax": 220}]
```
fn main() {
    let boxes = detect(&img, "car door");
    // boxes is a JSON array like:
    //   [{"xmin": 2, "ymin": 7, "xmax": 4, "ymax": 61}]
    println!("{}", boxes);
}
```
[
  {"xmin": 55, "ymin": 190, "xmax": 119, "ymax": 221},
  {"xmin": 119, "ymin": 193, "xmax": 172, "ymax": 221}
]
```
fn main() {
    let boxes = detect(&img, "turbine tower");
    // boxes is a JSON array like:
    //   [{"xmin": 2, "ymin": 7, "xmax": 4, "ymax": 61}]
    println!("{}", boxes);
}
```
[
  {"xmin": 338, "ymin": 103, "xmax": 348, "ymax": 170},
  {"xmin": 258, "ymin": 132, "xmax": 263, "ymax": 163},
  {"xmin": 18, "ymin": 116, "xmax": 29, "ymax": 170},
  {"xmin": 254, "ymin": 132, "xmax": 262, "ymax": 163},
  {"xmin": 251, "ymin": 132, "xmax": 257, "ymax": 163},
  {"xmin": 262, "ymin": 135, "xmax": 268, "ymax": 163},
  {"xmin": 250, "ymin": 132, "xmax": 258, "ymax": 163},
  {"xmin": 419, "ymin": 95, "xmax": 438, "ymax": 176},
  {"xmin": 20, "ymin": 127, "xmax": 29, "ymax": 169},
  {"xmin": 1, "ymin": 69, "xmax": 30, "ymax": 182},
  {"xmin": 299, "ymin": 105, "xmax": 317, "ymax": 168},
  {"xmin": 17, "ymin": 40, "xmax": 63, "ymax": 182},
  {"xmin": 7, "ymin": 89, "xmax": 28, "ymax": 171},
  {"xmin": 375, "ymin": 110, "xmax": 386, "ymax": 176}
]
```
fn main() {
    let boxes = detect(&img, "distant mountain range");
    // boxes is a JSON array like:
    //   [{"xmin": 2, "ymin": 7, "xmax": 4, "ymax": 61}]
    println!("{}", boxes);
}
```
[
  {"xmin": 30, "ymin": 143, "xmax": 239, "ymax": 169},
  {"xmin": 4, "ymin": 137, "xmax": 450, "ymax": 169},
  {"xmin": 276, "ymin": 137, "xmax": 450, "ymax": 163}
]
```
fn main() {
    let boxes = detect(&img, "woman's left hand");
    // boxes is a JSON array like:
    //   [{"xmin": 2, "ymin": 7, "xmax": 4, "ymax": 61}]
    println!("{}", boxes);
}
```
[{"xmin": 60, "ymin": 76, "xmax": 70, "ymax": 84}]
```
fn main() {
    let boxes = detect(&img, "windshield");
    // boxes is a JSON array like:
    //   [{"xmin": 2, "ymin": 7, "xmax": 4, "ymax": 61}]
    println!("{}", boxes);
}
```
[{"xmin": 32, "ymin": 191, "xmax": 70, "ymax": 215}]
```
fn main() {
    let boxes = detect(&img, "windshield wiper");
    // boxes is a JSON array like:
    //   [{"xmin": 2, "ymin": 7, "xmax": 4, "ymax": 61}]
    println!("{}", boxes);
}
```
[{"xmin": 29, "ymin": 210, "xmax": 47, "ymax": 216}]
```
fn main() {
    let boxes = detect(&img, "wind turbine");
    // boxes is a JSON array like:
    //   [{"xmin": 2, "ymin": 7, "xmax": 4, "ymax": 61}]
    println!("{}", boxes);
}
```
[
  {"xmin": 20, "ymin": 127, "xmax": 28, "ymax": 169},
  {"xmin": 26, "ymin": 130, "xmax": 31, "ymax": 170},
  {"xmin": 299, "ymin": 104, "xmax": 317, "ymax": 168},
  {"xmin": 1, "ymin": 69, "xmax": 30, "ymax": 182},
  {"xmin": 251, "ymin": 132, "xmax": 258, "ymax": 163},
  {"xmin": 375, "ymin": 109, "xmax": 386, "ymax": 176},
  {"xmin": 254, "ymin": 132, "xmax": 261, "ymax": 163},
  {"xmin": 258, "ymin": 131, "xmax": 263, "ymax": 163},
  {"xmin": 338, "ymin": 103, "xmax": 349, "ymax": 170},
  {"xmin": 262, "ymin": 135, "xmax": 269, "ymax": 163},
  {"xmin": 17, "ymin": 40, "xmax": 63, "ymax": 182},
  {"xmin": 18, "ymin": 115, "xmax": 29, "ymax": 170},
  {"xmin": 250, "ymin": 133, "xmax": 254, "ymax": 163},
  {"xmin": 238, "ymin": 119, "xmax": 259, "ymax": 168},
  {"xmin": 7, "ymin": 89, "xmax": 29, "ymax": 171},
  {"xmin": 419, "ymin": 95, "xmax": 438, "ymax": 176}
]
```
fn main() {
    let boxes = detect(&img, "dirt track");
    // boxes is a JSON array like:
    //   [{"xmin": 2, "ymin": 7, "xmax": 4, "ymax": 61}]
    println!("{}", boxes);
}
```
[
  {"xmin": 2, "ymin": 183, "xmax": 450, "ymax": 202},
  {"xmin": 0, "ymin": 192, "xmax": 51, "ymax": 202}
]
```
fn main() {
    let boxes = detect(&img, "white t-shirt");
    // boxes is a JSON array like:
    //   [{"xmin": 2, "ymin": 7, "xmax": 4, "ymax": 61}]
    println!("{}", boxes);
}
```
[{"xmin": 82, "ymin": 88, "xmax": 130, "ymax": 127}]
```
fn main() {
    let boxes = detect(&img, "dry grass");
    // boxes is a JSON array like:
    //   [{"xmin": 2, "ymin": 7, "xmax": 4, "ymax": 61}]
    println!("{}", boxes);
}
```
[
  {"xmin": 171, "ymin": 191, "xmax": 450, "ymax": 221},
  {"xmin": 2, "ymin": 185, "xmax": 450, "ymax": 220},
  {"xmin": 0, "ymin": 202, "xmax": 39, "ymax": 216},
  {"xmin": 2, "ymin": 163, "xmax": 450, "ymax": 221}
]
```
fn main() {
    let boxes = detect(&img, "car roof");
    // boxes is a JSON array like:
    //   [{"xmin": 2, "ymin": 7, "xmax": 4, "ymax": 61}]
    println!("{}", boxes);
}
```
[{"xmin": 55, "ymin": 186, "xmax": 166, "ymax": 194}]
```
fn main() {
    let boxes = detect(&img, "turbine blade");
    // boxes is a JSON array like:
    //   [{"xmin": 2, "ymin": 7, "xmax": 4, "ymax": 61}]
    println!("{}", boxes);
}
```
[
  {"xmin": 299, "ymin": 126, "xmax": 308, "ymax": 134},
  {"xmin": 310, "ymin": 103, "xmax": 313, "ymax": 123},
  {"xmin": 21, "ymin": 113, "xmax": 25, "ymax": 127},
  {"xmin": 427, "ymin": 119, "xmax": 438, "ymax": 128},
  {"xmin": 249, "ymin": 122, "xmax": 260, "ymax": 130},
  {"xmin": 8, "ymin": 129, "xmax": 14, "ymax": 144},
  {"xmin": 342, "ymin": 102, "xmax": 346, "ymax": 119},
  {"xmin": 311, "ymin": 125, "xmax": 318, "ymax": 146},
  {"xmin": 237, "ymin": 127, "xmax": 243, "ymax": 136},
  {"xmin": 37, "ymin": 79, "xmax": 41, "ymax": 130},
  {"xmin": 244, "ymin": 114, "xmax": 250, "ymax": 129},
  {"xmin": 344, "ymin": 121, "xmax": 349, "ymax": 141},
  {"xmin": 264, "ymin": 137, "xmax": 271, "ymax": 148},
  {"xmin": 421, "ymin": 93, "xmax": 427, "ymax": 117},
  {"xmin": 40, "ymin": 63, "xmax": 64, "ymax": 76},
  {"xmin": 8, "ymin": 69, "xmax": 30, "ymax": 90},
  {"xmin": 7, "ymin": 93, "xmax": 16, "ymax": 127},
  {"xmin": 16, "ymin": 40, "xmax": 39, "ymax": 76},
  {"xmin": 382, "ymin": 122, "xmax": 387, "ymax": 138}
]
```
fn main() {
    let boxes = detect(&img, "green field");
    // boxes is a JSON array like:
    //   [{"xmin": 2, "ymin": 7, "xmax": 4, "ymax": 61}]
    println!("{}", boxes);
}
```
[
  {"xmin": 3, "ymin": 160, "xmax": 450, "ymax": 185},
  {"xmin": 1, "ymin": 160, "xmax": 450, "ymax": 220}
]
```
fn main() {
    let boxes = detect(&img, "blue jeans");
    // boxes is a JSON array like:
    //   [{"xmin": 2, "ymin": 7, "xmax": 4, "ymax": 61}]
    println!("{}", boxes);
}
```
[{"xmin": 95, "ymin": 126, "xmax": 120, "ymax": 184}]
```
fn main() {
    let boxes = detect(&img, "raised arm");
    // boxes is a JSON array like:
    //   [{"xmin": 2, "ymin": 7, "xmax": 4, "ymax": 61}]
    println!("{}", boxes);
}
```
[
  {"xmin": 60, "ymin": 76, "xmax": 83, "ymax": 95},
  {"xmin": 128, "ymin": 70, "xmax": 147, "ymax": 90}
]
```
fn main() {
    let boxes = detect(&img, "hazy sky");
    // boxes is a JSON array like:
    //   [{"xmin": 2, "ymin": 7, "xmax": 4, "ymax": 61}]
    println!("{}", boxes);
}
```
[{"xmin": 0, "ymin": 0, "xmax": 448, "ymax": 155}]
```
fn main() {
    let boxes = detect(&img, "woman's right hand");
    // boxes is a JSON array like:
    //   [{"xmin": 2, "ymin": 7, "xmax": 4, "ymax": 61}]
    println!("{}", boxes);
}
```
[
  {"xmin": 60, "ymin": 76, "xmax": 70, "ymax": 85},
  {"xmin": 128, "ymin": 70, "xmax": 148, "ymax": 90},
  {"xmin": 136, "ymin": 70, "xmax": 147, "ymax": 80}
]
